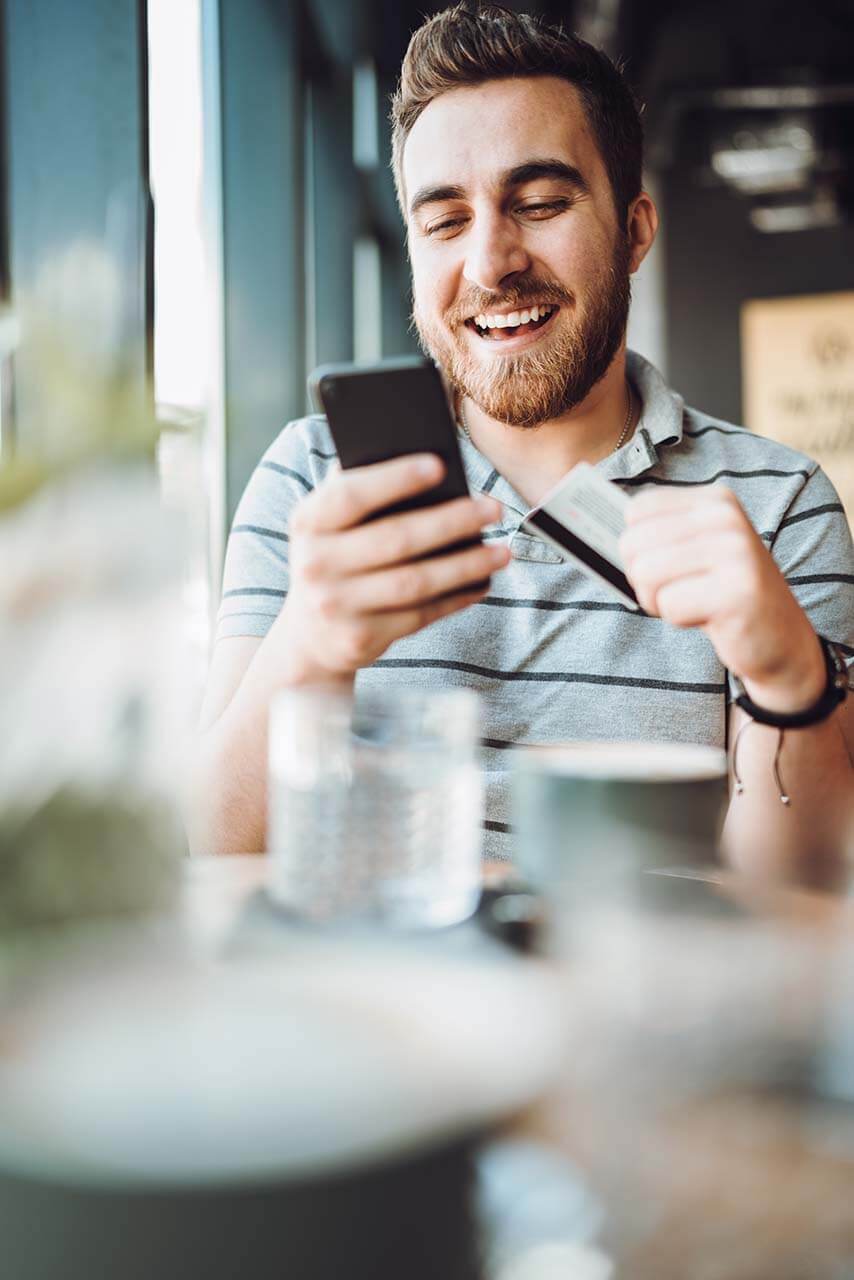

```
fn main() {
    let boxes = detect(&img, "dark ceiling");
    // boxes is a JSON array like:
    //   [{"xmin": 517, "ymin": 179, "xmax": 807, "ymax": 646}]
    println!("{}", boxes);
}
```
[
  {"xmin": 347, "ymin": 0, "xmax": 854, "ymax": 225},
  {"xmin": 361, "ymin": 0, "xmax": 854, "ymax": 120}
]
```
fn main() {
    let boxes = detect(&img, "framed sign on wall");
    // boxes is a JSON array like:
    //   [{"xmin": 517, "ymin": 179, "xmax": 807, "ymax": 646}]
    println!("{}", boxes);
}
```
[{"xmin": 741, "ymin": 290, "xmax": 854, "ymax": 526}]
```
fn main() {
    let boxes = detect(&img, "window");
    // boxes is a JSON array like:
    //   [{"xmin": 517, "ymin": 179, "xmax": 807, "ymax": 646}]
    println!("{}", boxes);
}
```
[{"xmin": 148, "ymin": 0, "xmax": 219, "ymax": 667}]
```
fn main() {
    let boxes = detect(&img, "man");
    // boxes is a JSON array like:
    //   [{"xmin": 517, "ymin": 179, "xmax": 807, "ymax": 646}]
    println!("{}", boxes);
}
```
[{"xmin": 193, "ymin": 4, "xmax": 854, "ymax": 875}]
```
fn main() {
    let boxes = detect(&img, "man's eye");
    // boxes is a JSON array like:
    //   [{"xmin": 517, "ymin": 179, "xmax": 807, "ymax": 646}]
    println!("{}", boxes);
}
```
[
  {"xmin": 517, "ymin": 200, "xmax": 571, "ymax": 218},
  {"xmin": 425, "ymin": 216, "xmax": 467, "ymax": 237}
]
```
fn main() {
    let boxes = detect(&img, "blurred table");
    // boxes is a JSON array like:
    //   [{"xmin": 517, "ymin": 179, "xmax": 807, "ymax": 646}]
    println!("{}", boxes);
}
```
[
  {"xmin": 180, "ymin": 853, "xmax": 515, "ymax": 949},
  {"xmin": 181, "ymin": 852, "xmax": 271, "ymax": 950},
  {"xmin": 0, "ymin": 854, "xmax": 564, "ymax": 1280},
  {"xmin": 181, "ymin": 856, "xmax": 854, "ymax": 1280},
  {"xmin": 520, "ymin": 869, "xmax": 854, "ymax": 1280}
]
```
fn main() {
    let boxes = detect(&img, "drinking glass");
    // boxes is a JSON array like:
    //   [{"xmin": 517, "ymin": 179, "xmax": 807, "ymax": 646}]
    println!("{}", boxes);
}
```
[{"xmin": 267, "ymin": 686, "xmax": 483, "ymax": 927}]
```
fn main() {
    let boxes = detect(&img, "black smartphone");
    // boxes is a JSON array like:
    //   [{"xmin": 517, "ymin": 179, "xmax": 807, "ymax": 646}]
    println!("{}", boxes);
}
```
[{"xmin": 308, "ymin": 356, "xmax": 480, "ymax": 557}]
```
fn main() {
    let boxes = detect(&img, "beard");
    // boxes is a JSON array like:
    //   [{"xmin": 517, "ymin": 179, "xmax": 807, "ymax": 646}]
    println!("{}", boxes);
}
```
[{"xmin": 412, "ymin": 235, "xmax": 632, "ymax": 428}]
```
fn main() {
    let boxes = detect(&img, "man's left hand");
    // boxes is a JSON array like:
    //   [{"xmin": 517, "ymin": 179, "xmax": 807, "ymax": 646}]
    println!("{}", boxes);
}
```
[{"xmin": 619, "ymin": 485, "xmax": 826, "ymax": 715}]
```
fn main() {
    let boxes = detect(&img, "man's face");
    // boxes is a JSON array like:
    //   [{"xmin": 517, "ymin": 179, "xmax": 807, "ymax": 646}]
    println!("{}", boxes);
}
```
[{"xmin": 403, "ymin": 76, "xmax": 632, "ymax": 427}]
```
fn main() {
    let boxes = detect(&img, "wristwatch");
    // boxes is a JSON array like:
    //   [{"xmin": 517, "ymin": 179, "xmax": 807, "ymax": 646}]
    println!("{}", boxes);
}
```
[{"xmin": 732, "ymin": 635, "xmax": 850, "ymax": 729}]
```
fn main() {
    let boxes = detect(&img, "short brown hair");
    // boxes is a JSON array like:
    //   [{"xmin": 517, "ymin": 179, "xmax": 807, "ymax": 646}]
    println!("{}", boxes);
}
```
[{"xmin": 390, "ymin": 3, "xmax": 644, "ymax": 227}]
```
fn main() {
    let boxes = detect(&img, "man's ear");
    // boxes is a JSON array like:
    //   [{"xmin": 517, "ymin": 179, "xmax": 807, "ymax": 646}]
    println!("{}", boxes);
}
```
[{"xmin": 627, "ymin": 190, "xmax": 658, "ymax": 274}]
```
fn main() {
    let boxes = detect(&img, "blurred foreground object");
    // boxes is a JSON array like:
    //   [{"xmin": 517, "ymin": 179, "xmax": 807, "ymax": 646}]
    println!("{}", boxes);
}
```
[
  {"xmin": 560, "ymin": 897, "xmax": 854, "ymax": 1277},
  {"xmin": 0, "ymin": 262, "xmax": 191, "ymax": 977},
  {"xmin": 0, "ymin": 916, "xmax": 561, "ymax": 1280},
  {"xmin": 512, "ymin": 741, "xmax": 854, "ymax": 1275},
  {"xmin": 0, "ymin": 242, "xmax": 156, "ymax": 512},
  {"xmin": 0, "ymin": 470, "xmax": 185, "ymax": 943}
]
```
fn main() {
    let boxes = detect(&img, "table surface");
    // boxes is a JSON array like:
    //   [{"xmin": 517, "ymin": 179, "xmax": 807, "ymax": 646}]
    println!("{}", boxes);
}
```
[
  {"xmin": 0, "ymin": 853, "xmax": 567, "ymax": 1192},
  {"xmin": 182, "ymin": 851, "xmax": 854, "ymax": 937},
  {"xmin": 0, "ymin": 854, "xmax": 849, "ymax": 1280},
  {"xmin": 180, "ymin": 856, "xmax": 854, "ymax": 1279}
]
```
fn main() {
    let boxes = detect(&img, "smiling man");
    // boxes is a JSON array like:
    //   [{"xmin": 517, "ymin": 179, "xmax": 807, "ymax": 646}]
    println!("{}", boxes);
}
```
[{"xmin": 194, "ymin": 4, "xmax": 854, "ymax": 876}]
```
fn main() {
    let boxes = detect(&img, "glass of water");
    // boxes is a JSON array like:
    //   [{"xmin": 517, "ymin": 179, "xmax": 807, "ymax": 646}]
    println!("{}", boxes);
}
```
[{"xmin": 267, "ymin": 686, "xmax": 483, "ymax": 927}]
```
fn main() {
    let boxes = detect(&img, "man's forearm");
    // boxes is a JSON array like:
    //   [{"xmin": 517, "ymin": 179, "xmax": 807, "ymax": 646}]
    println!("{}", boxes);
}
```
[
  {"xmin": 189, "ymin": 617, "xmax": 351, "ymax": 855},
  {"xmin": 721, "ymin": 707, "xmax": 854, "ymax": 888},
  {"xmin": 190, "ymin": 694, "xmax": 270, "ymax": 855}
]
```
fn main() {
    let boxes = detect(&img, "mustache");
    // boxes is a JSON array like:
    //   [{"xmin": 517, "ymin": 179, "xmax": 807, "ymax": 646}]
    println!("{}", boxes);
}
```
[{"xmin": 446, "ymin": 279, "xmax": 574, "ymax": 326}]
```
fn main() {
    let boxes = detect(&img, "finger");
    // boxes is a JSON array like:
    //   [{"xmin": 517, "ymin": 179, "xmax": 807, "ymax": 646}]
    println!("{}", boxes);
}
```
[
  {"xmin": 334, "ymin": 542, "xmax": 511, "ymax": 613},
  {"xmin": 653, "ymin": 573, "xmax": 719, "ymax": 628},
  {"xmin": 626, "ymin": 533, "xmax": 744, "ymax": 614},
  {"xmin": 292, "ymin": 454, "xmax": 445, "ymax": 534},
  {"xmin": 304, "ymin": 495, "xmax": 502, "ymax": 579},
  {"xmin": 620, "ymin": 503, "xmax": 745, "ymax": 560},
  {"xmin": 625, "ymin": 483, "xmax": 738, "ymax": 525},
  {"xmin": 364, "ymin": 583, "xmax": 492, "ymax": 654}
]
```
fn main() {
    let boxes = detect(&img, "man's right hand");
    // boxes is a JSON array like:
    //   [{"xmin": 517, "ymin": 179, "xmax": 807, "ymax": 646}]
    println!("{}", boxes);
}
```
[{"xmin": 275, "ymin": 452, "xmax": 509, "ymax": 681}]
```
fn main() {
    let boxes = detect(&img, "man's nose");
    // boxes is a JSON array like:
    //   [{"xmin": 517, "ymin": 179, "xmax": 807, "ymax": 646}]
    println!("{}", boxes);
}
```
[{"xmin": 462, "ymin": 214, "xmax": 531, "ymax": 294}]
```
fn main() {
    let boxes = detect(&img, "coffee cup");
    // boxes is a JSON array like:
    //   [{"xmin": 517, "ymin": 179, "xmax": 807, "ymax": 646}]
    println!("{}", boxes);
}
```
[{"xmin": 511, "ymin": 740, "xmax": 728, "ymax": 897}]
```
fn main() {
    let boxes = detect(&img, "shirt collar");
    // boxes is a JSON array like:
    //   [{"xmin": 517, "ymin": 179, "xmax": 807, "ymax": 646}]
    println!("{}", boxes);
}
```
[
  {"xmin": 459, "ymin": 349, "xmax": 685, "ymax": 512},
  {"xmin": 598, "ymin": 349, "xmax": 684, "ymax": 482}
]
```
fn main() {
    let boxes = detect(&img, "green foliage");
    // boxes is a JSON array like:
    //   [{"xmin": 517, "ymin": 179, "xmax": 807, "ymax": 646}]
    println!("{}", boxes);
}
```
[
  {"xmin": 0, "ymin": 294, "xmax": 160, "ymax": 513},
  {"xmin": 0, "ymin": 787, "xmax": 180, "ymax": 933}
]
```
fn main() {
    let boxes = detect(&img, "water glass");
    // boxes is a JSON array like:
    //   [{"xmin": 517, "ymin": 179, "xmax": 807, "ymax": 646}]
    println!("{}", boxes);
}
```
[{"xmin": 267, "ymin": 686, "xmax": 483, "ymax": 927}]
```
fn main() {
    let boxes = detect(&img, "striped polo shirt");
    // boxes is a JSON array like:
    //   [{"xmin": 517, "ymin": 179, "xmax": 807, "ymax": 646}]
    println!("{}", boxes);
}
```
[{"xmin": 217, "ymin": 350, "xmax": 854, "ymax": 859}]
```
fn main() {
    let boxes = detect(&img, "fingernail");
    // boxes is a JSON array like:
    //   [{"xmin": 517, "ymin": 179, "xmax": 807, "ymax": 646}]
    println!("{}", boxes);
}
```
[
  {"xmin": 489, "ymin": 544, "xmax": 510, "ymax": 564},
  {"xmin": 416, "ymin": 454, "xmax": 442, "ymax": 477}
]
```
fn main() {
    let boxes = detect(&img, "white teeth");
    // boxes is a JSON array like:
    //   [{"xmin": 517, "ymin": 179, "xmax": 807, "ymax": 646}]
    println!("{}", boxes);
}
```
[{"xmin": 473, "ymin": 303, "xmax": 556, "ymax": 331}]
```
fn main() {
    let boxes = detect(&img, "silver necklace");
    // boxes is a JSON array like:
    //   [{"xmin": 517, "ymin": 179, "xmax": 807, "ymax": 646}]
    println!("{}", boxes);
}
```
[
  {"xmin": 456, "ymin": 397, "xmax": 473, "ymax": 439},
  {"xmin": 458, "ymin": 381, "xmax": 636, "ymax": 454},
  {"xmin": 613, "ymin": 382, "xmax": 635, "ymax": 453}
]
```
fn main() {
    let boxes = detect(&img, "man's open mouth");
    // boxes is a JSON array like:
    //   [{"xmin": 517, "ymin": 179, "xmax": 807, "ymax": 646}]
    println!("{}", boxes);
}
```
[{"xmin": 465, "ymin": 303, "xmax": 559, "ymax": 341}]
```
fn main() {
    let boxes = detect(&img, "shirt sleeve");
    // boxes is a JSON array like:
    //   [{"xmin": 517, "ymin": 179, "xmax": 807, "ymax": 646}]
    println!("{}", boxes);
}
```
[{"xmin": 215, "ymin": 421, "xmax": 322, "ymax": 642}]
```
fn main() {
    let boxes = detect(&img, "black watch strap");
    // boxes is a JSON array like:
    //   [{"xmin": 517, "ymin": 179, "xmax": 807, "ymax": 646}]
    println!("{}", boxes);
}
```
[{"xmin": 732, "ymin": 636, "xmax": 849, "ymax": 729}]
